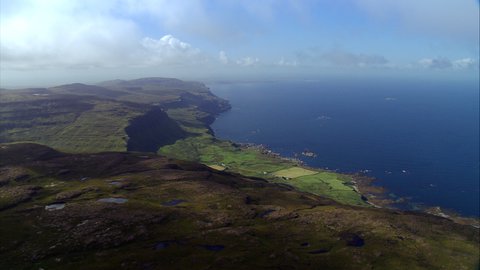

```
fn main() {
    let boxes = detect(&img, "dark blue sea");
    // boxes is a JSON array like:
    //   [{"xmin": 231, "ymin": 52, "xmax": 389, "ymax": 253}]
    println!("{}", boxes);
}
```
[{"xmin": 210, "ymin": 78, "xmax": 480, "ymax": 217}]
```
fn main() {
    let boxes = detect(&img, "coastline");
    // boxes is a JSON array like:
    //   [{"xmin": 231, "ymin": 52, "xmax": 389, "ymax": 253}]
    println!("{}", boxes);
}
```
[
  {"xmin": 246, "ymin": 141, "xmax": 480, "ymax": 227},
  {"xmin": 208, "ymin": 102, "xmax": 480, "ymax": 228}
]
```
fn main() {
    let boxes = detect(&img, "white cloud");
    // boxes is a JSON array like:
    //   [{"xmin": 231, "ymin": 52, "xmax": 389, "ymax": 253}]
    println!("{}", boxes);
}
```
[
  {"xmin": 0, "ymin": 0, "xmax": 141, "ymax": 69},
  {"xmin": 120, "ymin": 0, "xmax": 256, "ymax": 44},
  {"xmin": 140, "ymin": 35, "xmax": 205, "ymax": 66},
  {"xmin": 296, "ymin": 48, "xmax": 388, "ymax": 67},
  {"xmin": 0, "ymin": 1, "xmax": 213, "ymax": 69},
  {"xmin": 236, "ymin": 57, "xmax": 260, "ymax": 66},
  {"xmin": 418, "ymin": 58, "xmax": 452, "ymax": 69},
  {"xmin": 0, "ymin": 0, "xmax": 205, "ymax": 69},
  {"xmin": 452, "ymin": 58, "xmax": 476, "ymax": 69},
  {"xmin": 417, "ymin": 57, "xmax": 478, "ymax": 70},
  {"xmin": 354, "ymin": 0, "xmax": 479, "ymax": 43},
  {"xmin": 322, "ymin": 50, "xmax": 388, "ymax": 67},
  {"xmin": 218, "ymin": 51, "xmax": 229, "ymax": 64},
  {"xmin": 277, "ymin": 57, "xmax": 297, "ymax": 67}
]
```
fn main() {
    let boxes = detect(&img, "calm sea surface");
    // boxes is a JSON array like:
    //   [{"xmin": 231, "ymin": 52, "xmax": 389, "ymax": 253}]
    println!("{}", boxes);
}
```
[{"xmin": 210, "ymin": 79, "xmax": 480, "ymax": 217}]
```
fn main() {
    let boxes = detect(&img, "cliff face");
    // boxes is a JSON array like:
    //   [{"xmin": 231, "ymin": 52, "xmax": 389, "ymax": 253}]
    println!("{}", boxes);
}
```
[{"xmin": 125, "ymin": 107, "xmax": 187, "ymax": 152}]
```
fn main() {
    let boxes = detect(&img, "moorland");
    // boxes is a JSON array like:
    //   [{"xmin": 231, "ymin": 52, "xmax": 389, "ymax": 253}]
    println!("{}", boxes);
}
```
[{"xmin": 0, "ymin": 78, "xmax": 478, "ymax": 269}]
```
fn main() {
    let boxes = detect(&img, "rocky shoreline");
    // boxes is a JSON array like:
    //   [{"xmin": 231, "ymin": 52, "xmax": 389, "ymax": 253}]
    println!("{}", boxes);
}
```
[
  {"xmin": 216, "ymin": 136, "xmax": 480, "ymax": 228},
  {"xmin": 352, "ymin": 173, "xmax": 480, "ymax": 228}
]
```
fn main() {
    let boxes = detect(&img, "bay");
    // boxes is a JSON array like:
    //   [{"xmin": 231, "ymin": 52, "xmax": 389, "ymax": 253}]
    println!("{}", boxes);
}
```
[{"xmin": 210, "ymin": 78, "xmax": 480, "ymax": 217}]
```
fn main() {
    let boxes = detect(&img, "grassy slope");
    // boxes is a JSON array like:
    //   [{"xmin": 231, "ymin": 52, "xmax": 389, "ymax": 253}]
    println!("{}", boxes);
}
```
[
  {"xmin": 273, "ymin": 167, "xmax": 318, "ymax": 178},
  {"xmin": 0, "ymin": 143, "xmax": 478, "ymax": 270},
  {"xmin": 0, "ymin": 78, "xmax": 223, "ymax": 153},
  {"xmin": 48, "ymin": 100, "xmax": 142, "ymax": 152},
  {"xmin": 0, "ymin": 96, "xmax": 142, "ymax": 153}
]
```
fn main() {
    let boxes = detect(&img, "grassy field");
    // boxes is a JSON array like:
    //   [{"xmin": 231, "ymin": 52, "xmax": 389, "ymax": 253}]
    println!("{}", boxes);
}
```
[
  {"xmin": 159, "ymin": 135, "xmax": 291, "ymax": 176},
  {"xmin": 0, "ymin": 97, "xmax": 143, "ymax": 153},
  {"xmin": 207, "ymin": 164, "xmax": 226, "ymax": 171},
  {"xmin": 272, "ymin": 167, "xmax": 318, "ymax": 178},
  {"xmin": 159, "ymin": 134, "xmax": 366, "ymax": 206},
  {"xmin": 290, "ymin": 172, "xmax": 363, "ymax": 206}
]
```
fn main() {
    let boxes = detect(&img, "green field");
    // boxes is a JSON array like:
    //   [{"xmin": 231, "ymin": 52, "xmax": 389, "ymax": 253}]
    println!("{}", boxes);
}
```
[
  {"xmin": 272, "ymin": 167, "xmax": 318, "ymax": 178},
  {"xmin": 159, "ymin": 134, "xmax": 366, "ymax": 206},
  {"xmin": 290, "ymin": 172, "xmax": 362, "ymax": 206},
  {"xmin": 207, "ymin": 164, "xmax": 226, "ymax": 171},
  {"xmin": 0, "ymin": 97, "xmax": 141, "ymax": 153}
]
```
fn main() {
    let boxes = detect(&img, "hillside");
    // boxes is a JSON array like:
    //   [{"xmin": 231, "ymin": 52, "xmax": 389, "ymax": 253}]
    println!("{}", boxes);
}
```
[
  {"xmin": 0, "ymin": 78, "xmax": 228, "ymax": 153},
  {"xmin": 0, "ymin": 143, "xmax": 478, "ymax": 269},
  {"xmin": 0, "ymin": 78, "xmax": 368, "ymax": 206},
  {"xmin": 0, "ymin": 78, "xmax": 478, "ymax": 269}
]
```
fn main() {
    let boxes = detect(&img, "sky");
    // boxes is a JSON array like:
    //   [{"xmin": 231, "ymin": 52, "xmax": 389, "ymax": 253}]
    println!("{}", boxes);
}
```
[{"xmin": 0, "ymin": 0, "xmax": 479, "ymax": 87}]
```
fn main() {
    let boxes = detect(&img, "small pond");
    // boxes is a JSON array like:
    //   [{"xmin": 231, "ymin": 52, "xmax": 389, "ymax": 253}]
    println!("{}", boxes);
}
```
[{"xmin": 98, "ymin": 198, "xmax": 128, "ymax": 204}]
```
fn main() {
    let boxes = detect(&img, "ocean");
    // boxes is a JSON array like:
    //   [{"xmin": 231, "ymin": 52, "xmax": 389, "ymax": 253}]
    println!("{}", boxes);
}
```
[{"xmin": 210, "ymin": 78, "xmax": 480, "ymax": 217}]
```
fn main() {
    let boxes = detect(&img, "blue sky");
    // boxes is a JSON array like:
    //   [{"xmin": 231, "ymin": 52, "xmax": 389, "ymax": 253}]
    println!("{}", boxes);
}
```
[{"xmin": 0, "ymin": 0, "xmax": 478, "ymax": 87}]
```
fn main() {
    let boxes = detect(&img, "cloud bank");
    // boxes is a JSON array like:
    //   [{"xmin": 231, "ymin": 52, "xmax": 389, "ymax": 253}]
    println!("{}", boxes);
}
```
[
  {"xmin": 321, "ymin": 50, "xmax": 388, "ymax": 67},
  {"xmin": 418, "ymin": 57, "xmax": 477, "ymax": 70},
  {"xmin": 354, "ymin": 0, "xmax": 479, "ymax": 44}
]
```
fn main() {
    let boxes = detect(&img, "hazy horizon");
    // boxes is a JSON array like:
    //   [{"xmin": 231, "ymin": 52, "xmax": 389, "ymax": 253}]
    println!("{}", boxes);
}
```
[{"xmin": 1, "ymin": 0, "xmax": 479, "ymax": 88}]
